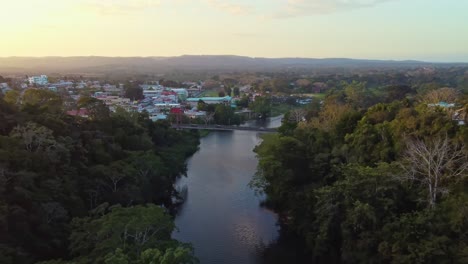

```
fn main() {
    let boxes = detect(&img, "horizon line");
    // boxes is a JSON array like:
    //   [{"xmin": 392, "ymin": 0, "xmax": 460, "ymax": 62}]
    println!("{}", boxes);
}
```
[{"xmin": 0, "ymin": 55, "xmax": 467, "ymax": 64}]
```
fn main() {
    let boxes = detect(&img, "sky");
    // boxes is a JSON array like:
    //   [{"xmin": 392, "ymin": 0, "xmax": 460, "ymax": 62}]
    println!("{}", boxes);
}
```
[{"xmin": 0, "ymin": 0, "xmax": 467, "ymax": 62}]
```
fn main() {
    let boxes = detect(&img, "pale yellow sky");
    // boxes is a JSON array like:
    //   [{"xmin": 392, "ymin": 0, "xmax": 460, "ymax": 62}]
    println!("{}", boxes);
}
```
[{"xmin": 1, "ymin": 0, "xmax": 467, "ymax": 62}]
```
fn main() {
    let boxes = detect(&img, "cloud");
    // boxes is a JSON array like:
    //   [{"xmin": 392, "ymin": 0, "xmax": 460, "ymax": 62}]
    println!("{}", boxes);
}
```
[
  {"xmin": 204, "ymin": 0, "xmax": 252, "ymax": 16},
  {"xmin": 78, "ymin": 0, "xmax": 252, "ymax": 16},
  {"xmin": 233, "ymin": 32, "xmax": 259, "ymax": 37},
  {"xmin": 79, "ymin": 0, "xmax": 162, "ymax": 15},
  {"xmin": 274, "ymin": 0, "xmax": 394, "ymax": 18}
]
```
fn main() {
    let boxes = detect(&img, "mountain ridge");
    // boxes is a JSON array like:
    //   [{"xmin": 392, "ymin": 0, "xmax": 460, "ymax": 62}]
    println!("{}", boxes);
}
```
[{"xmin": 0, "ymin": 55, "xmax": 465, "ymax": 75}]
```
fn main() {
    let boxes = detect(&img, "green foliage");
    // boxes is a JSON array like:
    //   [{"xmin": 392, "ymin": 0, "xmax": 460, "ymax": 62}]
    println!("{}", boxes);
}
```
[
  {"xmin": 139, "ymin": 247, "xmax": 198, "ymax": 264},
  {"xmin": 105, "ymin": 248, "xmax": 129, "ymax": 264},
  {"xmin": 22, "ymin": 89, "xmax": 63, "ymax": 113},
  {"xmin": 124, "ymin": 83, "xmax": 144, "ymax": 101},
  {"xmin": 3, "ymin": 90, "xmax": 20, "ymax": 105},
  {"xmin": 254, "ymin": 88, "xmax": 468, "ymax": 262},
  {"xmin": 224, "ymin": 87, "xmax": 232, "ymax": 97},
  {"xmin": 77, "ymin": 96, "xmax": 110, "ymax": 120},
  {"xmin": 0, "ymin": 93, "xmax": 199, "ymax": 263},
  {"xmin": 70, "ymin": 204, "xmax": 175, "ymax": 262},
  {"xmin": 213, "ymin": 104, "xmax": 241, "ymax": 125},
  {"xmin": 235, "ymin": 95, "xmax": 249, "ymax": 108},
  {"xmin": 196, "ymin": 100, "xmax": 215, "ymax": 113},
  {"xmin": 233, "ymin": 87, "xmax": 240, "ymax": 97},
  {"xmin": 249, "ymin": 96, "xmax": 271, "ymax": 119}
]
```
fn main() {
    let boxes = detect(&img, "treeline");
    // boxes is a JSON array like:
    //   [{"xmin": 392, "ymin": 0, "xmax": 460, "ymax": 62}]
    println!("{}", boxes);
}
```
[
  {"xmin": 253, "ymin": 66, "xmax": 468, "ymax": 95},
  {"xmin": 253, "ymin": 83, "xmax": 468, "ymax": 263},
  {"xmin": 0, "ymin": 89, "xmax": 200, "ymax": 263}
]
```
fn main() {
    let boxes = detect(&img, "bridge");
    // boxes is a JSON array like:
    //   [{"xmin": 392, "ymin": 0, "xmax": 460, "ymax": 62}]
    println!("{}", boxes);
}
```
[{"xmin": 171, "ymin": 124, "xmax": 277, "ymax": 133}]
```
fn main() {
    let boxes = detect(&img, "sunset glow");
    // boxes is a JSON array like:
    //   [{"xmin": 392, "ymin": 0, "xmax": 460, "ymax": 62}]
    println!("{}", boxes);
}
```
[{"xmin": 1, "ymin": 0, "xmax": 467, "ymax": 61}]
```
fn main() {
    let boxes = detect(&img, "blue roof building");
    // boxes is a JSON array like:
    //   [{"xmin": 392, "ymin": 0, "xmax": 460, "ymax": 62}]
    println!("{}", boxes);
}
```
[{"xmin": 186, "ymin": 96, "xmax": 232, "ymax": 106}]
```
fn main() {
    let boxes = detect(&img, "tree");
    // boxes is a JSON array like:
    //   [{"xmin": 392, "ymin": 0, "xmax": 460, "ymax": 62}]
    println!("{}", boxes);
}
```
[
  {"xmin": 70, "ymin": 204, "xmax": 176, "ymax": 262},
  {"xmin": 77, "ymin": 96, "xmax": 110, "ymax": 120},
  {"xmin": 3, "ymin": 90, "xmax": 20, "ymax": 105},
  {"xmin": 22, "ymin": 89, "xmax": 63, "ymax": 113},
  {"xmin": 233, "ymin": 87, "xmax": 240, "ymax": 97},
  {"xmin": 214, "ymin": 104, "xmax": 239, "ymax": 125},
  {"xmin": 399, "ymin": 135, "xmax": 468, "ymax": 208},
  {"xmin": 0, "ymin": 93, "xmax": 201, "ymax": 263},
  {"xmin": 224, "ymin": 87, "xmax": 232, "ymax": 97},
  {"xmin": 196, "ymin": 100, "xmax": 206, "ymax": 111},
  {"xmin": 295, "ymin": 79, "xmax": 311, "ymax": 88},
  {"xmin": 422, "ymin": 87, "xmax": 460, "ymax": 103},
  {"xmin": 201, "ymin": 112, "xmax": 214, "ymax": 125},
  {"xmin": 139, "ymin": 247, "xmax": 198, "ymax": 264},
  {"xmin": 383, "ymin": 85, "xmax": 414, "ymax": 103},
  {"xmin": 249, "ymin": 96, "xmax": 271, "ymax": 119},
  {"xmin": 10, "ymin": 122, "xmax": 56, "ymax": 153},
  {"xmin": 91, "ymin": 162, "xmax": 135, "ymax": 193},
  {"xmin": 221, "ymin": 78, "xmax": 237, "ymax": 88},
  {"xmin": 125, "ymin": 86, "xmax": 144, "ymax": 101},
  {"xmin": 309, "ymin": 100, "xmax": 353, "ymax": 131},
  {"xmin": 159, "ymin": 79, "xmax": 180, "ymax": 88},
  {"xmin": 271, "ymin": 79, "xmax": 290, "ymax": 93},
  {"xmin": 236, "ymin": 95, "xmax": 249, "ymax": 108},
  {"xmin": 344, "ymin": 81, "xmax": 374, "ymax": 109},
  {"xmin": 104, "ymin": 248, "xmax": 129, "ymax": 264},
  {"xmin": 287, "ymin": 108, "xmax": 306, "ymax": 123}
]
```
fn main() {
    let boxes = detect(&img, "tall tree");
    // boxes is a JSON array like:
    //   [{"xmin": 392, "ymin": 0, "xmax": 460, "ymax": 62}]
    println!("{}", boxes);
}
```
[
  {"xmin": 249, "ymin": 96, "xmax": 271, "ymax": 119},
  {"xmin": 399, "ymin": 135, "xmax": 468, "ymax": 208}
]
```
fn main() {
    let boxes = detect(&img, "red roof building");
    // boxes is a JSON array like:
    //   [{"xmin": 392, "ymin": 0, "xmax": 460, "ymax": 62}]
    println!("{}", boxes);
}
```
[
  {"xmin": 170, "ymin": 108, "xmax": 183, "ymax": 114},
  {"xmin": 66, "ymin": 108, "xmax": 89, "ymax": 118}
]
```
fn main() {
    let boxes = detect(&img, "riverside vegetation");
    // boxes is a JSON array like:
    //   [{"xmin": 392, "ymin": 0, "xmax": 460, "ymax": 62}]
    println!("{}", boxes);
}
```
[
  {"xmin": 253, "ymin": 83, "xmax": 468, "ymax": 263},
  {"xmin": 0, "ymin": 90, "xmax": 200, "ymax": 263}
]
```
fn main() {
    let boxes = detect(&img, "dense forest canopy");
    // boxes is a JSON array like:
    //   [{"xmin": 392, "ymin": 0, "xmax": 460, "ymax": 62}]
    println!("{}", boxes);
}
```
[
  {"xmin": 1, "ymin": 66, "xmax": 468, "ymax": 263},
  {"xmin": 254, "ymin": 82, "xmax": 468, "ymax": 263},
  {"xmin": 0, "ymin": 90, "xmax": 200, "ymax": 263}
]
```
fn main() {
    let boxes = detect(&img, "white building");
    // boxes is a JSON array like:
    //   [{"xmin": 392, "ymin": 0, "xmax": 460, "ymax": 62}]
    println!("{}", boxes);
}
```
[
  {"xmin": 186, "ymin": 96, "xmax": 232, "ymax": 107},
  {"xmin": 171, "ymin": 88, "xmax": 189, "ymax": 99},
  {"xmin": 143, "ymin": 90, "xmax": 161, "ymax": 98},
  {"xmin": 141, "ymin": 84, "xmax": 163, "ymax": 91},
  {"xmin": 150, "ymin": 113, "xmax": 168, "ymax": 121},
  {"xmin": 0, "ymin": 83, "xmax": 11, "ymax": 94},
  {"xmin": 28, "ymin": 75, "xmax": 48, "ymax": 86}
]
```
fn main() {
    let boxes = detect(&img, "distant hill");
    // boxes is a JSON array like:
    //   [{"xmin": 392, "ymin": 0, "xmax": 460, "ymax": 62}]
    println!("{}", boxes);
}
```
[{"xmin": 0, "ymin": 55, "xmax": 464, "ymax": 75}]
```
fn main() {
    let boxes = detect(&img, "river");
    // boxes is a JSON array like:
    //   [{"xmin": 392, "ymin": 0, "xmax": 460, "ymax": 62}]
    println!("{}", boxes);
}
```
[{"xmin": 173, "ymin": 116, "xmax": 297, "ymax": 264}]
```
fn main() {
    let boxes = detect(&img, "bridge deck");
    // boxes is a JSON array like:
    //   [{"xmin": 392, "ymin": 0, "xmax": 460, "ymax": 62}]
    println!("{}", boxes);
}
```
[{"xmin": 171, "ymin": 124, "xmax": 277, "ymax": 133}]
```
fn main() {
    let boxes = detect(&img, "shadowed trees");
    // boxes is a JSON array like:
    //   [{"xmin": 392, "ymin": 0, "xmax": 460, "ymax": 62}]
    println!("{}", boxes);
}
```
[{"xmin": 0, "ymin": 92, "xmax": 200, "ymax": 263}]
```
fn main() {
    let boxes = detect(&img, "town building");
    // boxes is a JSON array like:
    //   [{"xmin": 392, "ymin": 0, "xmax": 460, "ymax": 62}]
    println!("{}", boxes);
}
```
[
  {"xmin": 103, "ymin": 84, "xmax": 122, "ymax": 93},
  {"xmin": 185, "ymin": 110, "xmax": 207, "ymax": 119},
  {"xmin": 95, "ymin": 94, "xmax": 131, "ymax": 106},
  {"xmin": 171, "ymin": 88, "xmax": 189, "ymax": 100},
  {"xmin": 66, "ymin": 108, "xmax": 89, "ymax": 118},
  {"xmin": 141, "ymin": 84, "xmax": 163, "ymax": 91},
  {"xmin": 143, "ymin": 89, "xmax": 162, "ymax": 98},
  {"xmin": 0, "ymin": 83, "xmax": 11, "ymax": 94},
  {"xmin": 49, "ymin": 81, "xmax": 74, "ymax": 88},
  {"xmin": 28, "ymin": 75, "xmax": 48, "ymax": 86},
  {"xmin": 186, "ymin": 96, "xmax": 232, "ymax": 107}
]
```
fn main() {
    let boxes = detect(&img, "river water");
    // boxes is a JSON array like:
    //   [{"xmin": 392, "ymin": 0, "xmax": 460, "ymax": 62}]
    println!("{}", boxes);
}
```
[{"xmin": 173, "ymin": 117, "xmax": 291, "ymax": 264}]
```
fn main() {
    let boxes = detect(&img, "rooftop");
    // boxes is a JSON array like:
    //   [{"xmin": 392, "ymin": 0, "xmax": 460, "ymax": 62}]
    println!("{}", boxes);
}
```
[{"xmin": 186, "ymin": 96, "xmax": 232, "ymax": 102}]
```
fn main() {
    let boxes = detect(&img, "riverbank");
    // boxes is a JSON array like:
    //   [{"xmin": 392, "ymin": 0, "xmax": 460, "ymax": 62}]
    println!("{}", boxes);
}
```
[{"xmin": 198, "ymin": 129, "xmax": 211, "ymax": 137}]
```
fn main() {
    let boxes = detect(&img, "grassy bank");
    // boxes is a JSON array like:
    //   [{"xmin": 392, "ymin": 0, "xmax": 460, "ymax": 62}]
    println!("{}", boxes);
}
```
[
  {"xmin": 198, "ymin": 129, "xmax": 211, "ymax": 137},
  {"xmin": 199, "ymin": 90, "xmax": 219, "ymax": 97},
  {"xmin": 270, "ymin": 103, "xmax": 302, "ymax": 117}
]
